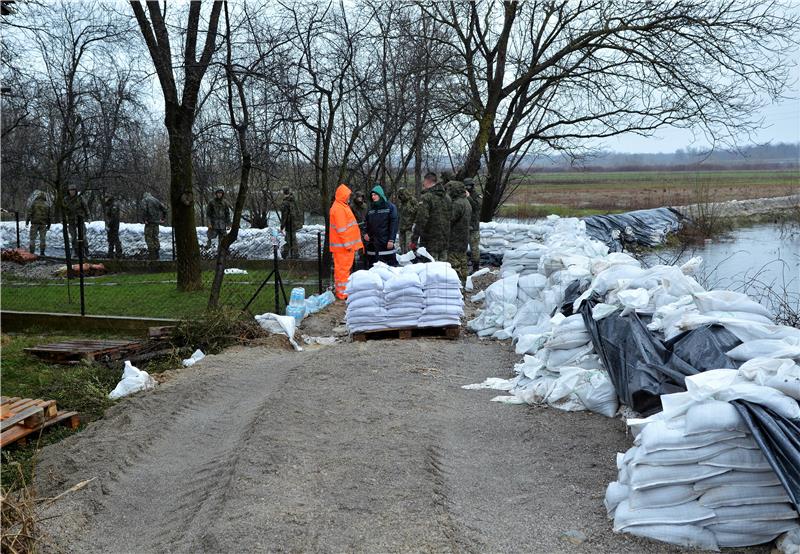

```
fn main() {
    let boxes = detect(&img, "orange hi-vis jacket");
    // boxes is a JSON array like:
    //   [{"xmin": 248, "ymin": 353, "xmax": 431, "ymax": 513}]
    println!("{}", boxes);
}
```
[{"xmin": 329, "ymin": 184, "xmax": 363, "ymax": 253}]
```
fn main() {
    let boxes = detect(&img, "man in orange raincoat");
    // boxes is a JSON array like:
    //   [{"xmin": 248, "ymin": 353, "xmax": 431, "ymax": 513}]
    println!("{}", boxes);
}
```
[{"xmin": 329, "ymin": 184, "xmax": 364, "ymax": 299}]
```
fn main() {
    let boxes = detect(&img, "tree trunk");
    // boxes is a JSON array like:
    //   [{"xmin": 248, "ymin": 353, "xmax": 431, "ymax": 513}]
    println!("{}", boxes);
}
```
[
  {"xmin": 480, "ymin": 147, "xmax": 507, "ymax": 222},
  {"xmin": 166, "ymin": 108, "xmax": 202, "ymax": 291}
]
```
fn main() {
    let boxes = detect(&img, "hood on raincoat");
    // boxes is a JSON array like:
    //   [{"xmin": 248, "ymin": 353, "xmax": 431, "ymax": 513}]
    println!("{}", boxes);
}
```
[
  {"xmin": 371, "ymin": 184, "xmax": 387, "ymax": 203},
  {"xmin": 447, "ymin": 180, "xmax": 466, "ymax": 197},
  {"xmin": 335, "ymin": 184, "xmax": 351, "ymax": 204},
  {"xmin": 397, "ymin": 188, "xmax": 413, "ymax": 202}
]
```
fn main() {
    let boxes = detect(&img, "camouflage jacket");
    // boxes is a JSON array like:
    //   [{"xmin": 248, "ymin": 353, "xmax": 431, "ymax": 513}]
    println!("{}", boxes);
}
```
[
  {"xmin": 396, "ymin": 189, "xmax": 418, "ymax": 233},
  {"xmin": 467, "ymin": 191, "xmax": 481, "ymax": 233},
  {"xmin": 207, "ymin": 198, "xmax": 231, "ymax": 229},
  {"xmin": 63, "ymin": 194, "xmax": 88, "ymax": 224},
  {"xmin": 27, "ymin": 197, "xmax": 51, "ymax": 225},
  {"xmin": 448, "ymin": 181, "xmax": 472, "ymax": 251},
  {"xmin": 141, "ymin": 194, "xmax": 167, "ymax": 225},
  {"xmin": 280, "ymin": 194, "xmax": 302, "ymax": 232},
  {"xmin": 412, "ymin": 182, "xmax": 451, "ymax": 252}
]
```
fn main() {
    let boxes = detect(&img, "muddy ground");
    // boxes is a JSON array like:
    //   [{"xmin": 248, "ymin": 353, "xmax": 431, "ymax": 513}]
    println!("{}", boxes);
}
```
[{"xmin": 35, "ymin": 299, "xmax": 769, "ymax": 553}]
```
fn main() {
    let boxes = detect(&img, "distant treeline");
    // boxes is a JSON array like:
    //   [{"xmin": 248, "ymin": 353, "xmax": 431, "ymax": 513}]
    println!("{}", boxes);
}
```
[{"xmin": 528, "ymin": 143, "xmax": 799, "ymax": 172}]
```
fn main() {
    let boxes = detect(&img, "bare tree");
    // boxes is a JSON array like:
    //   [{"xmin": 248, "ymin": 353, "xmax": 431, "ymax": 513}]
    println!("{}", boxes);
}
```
[
  {"xmin": 422, "ymin": 0, "xmax": 800, "ymax": 220},
  {"xmin": 130, "ymin": 0, "xmax": 223, "ymax": 290}
]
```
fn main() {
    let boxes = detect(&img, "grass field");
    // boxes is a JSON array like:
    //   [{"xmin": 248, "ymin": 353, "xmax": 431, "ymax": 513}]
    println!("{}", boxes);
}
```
[
  {"xmin": 505, "ymin": 169, "xmax": 798, "ymax": 216},
  {"xmin": 1, "ymin": 269, "xmax": 316, "ymax": 318}
]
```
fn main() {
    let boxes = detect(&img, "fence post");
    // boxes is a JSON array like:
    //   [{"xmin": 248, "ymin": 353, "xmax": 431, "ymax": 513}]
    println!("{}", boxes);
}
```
[
  {"xmin": 15, "ymin": 211, "xmax": 20, "ymax": 248},
  {"xmin": 317, "ymin": 231, "xmax": 323, "ymax": 294},
  {"xmin": 77, "ymin": 216, "xmax": 86, "ymax": 316},
  {"xmin": 273, "ymin": 244, "xmax": 280, "ymax": 314}
]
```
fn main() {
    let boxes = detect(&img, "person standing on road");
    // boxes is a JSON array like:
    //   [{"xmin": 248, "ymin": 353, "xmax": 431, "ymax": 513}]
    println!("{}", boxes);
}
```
[
  {"xmin": 26, "ymin": 191, "xmax": 51, "ymax": 256},
  {"xmin": 447, "ymin": 181, "xmax": 472, "ymax": 283},
  {"xmin": 141, "ymin": 192, "xmax": 167, "ymax": 260},
  {"xmin": 364, "ymin": 184, "xmax": 399, "ymax": 268},
  {"xmin": 279, "ymin": 187, "xmax": 302, "ymax": 259},
  {"xmin": 206, "ymin": 188, "xmax": 231, "ymax": 249},
  {"xmin": 396, "ymin": 187, "xmax": 417, "ymax": 254},
  {"xmin": 104, "ymin": 195, "xmax": 123, "ymax": 259},
  {"xmin": 464, "ymin": 178, "xmax": 481, "ymax": 271},
  {"xmin": 329, "ymin": 184, "xmax": 363, "ymax": 300},
  {"xmin": 410, "ymin": 172, "xmax": 451, "ymax": 261},
  {"xmin": 63, "ymin": 183, "xmax": 89, "ymax": 258}
]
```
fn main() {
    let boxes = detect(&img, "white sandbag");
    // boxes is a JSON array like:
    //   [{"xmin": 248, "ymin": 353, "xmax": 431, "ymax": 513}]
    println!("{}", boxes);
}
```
[
  {"xmin": 465, "ymin": 267, "xmax": 491, "ymax": 291},
  {"xmin": 631, "ymin": 441, "xmax": 737, "ymax": 466},
  {"xmin": 484, "ymin": 274, "xmax": 520, "ymax": 305},
  {"xmin": 683, "ymin": 400, "xmax": 748, "ymax": 435},
  {"xmin": 638, "ymin": 419, "xmax": 746, "ymax": 453},
  {"xmin": 545, "ymin": 343, "xmax": 595, "ymax": 368},
  {"xmin": 604, "ymin": 481, "xmax": 630, "ymax": 514},
  {"xmin": 628, "ymin": 463, "xmax": 729, "ymax": 490},
  {"xmin": 346, "ymin": 270, "xmax": 383, "ymax": 293},
  {"xmin": 622, "ymin": 524, "xmax": 718, "ymax": 551},
  {"xmin": 628, "ymin": 484, "xmax": 700, "ymax": 510},
  {"xmin": 712, "ymin": 503, "xmax": 799, "ymax": 523},
  {"xmin": 677, "ymin": 314, "xmax": 800, "ymax": 343},
  {"xmin": 613, "ymin": 499, "xmax": 715, "ymax": 528},
  {"xmin": 181, "ymin": 349, "xmax": 205, "ymax": 367},
  {"xmin": 384, "ymin": 271, "xmax": 422, "ymax": 292},
  {"xmin": 617, "ymin": 288, "xmax": 650, "ymax": 313},
  {"xmin": 347, "ymin": 296, "xmax": 385, "ymax": 310},
  {"xmin": 699, "ymin": 448, "xmax": 771, "ymax": 471},
  {"xmin": 545, "ymin": 367, "xmax": 619, "ymax": 417},
  {"xmin": 592, "ymin": 303, "xmax": 619, "ymax": 320},
  {"xmin": 737, "ymin": 357, "xmax": 800, "ymax": 400},
  {"xmin": 709, "ymin": 519, "xmax": 800, "ymax": 536},
  {"xmin": 461, "ymin": 377, "xmax": 516, "ymax": 391},
  {"xmin": 693, "ymin": 290, "xmax": 772, "ymax": 318},
  {"xmin": 713, "ymin": 530, "xmax": 786, "ymax": 548},
  {"xmin": 109, "ymin": 361, "xmax": 156, "ymax": 399},
  {"xmin": 255, "ymin": 313, "xmax": 302, "ymax": 350},
  {"xmin": 703, "ymin": 310, "xmax": 774, "ymax": 325},
  {"xmin": 699, "ymin": 485, "xmax": 790, "ymax": 508},
  {"xmin": 544, "ymin": 331, "xmax": 591, "ymax": 350},
  {"xmin": 693, "ymin": 470, "xmax": 781, "ymax": 491},
  {"xmin": 777, "ymin": 526, "xmax": 800, "ymax": 554},
  {"xmin": 727, "ymin": 338, "xmax": 800, "ymax": 361}
]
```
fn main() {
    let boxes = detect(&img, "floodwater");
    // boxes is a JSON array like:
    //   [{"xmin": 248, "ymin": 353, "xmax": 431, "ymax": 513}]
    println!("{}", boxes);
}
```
[{"xmin": 646, "ymin": 223, "xmax": 800, "ymax": 298}]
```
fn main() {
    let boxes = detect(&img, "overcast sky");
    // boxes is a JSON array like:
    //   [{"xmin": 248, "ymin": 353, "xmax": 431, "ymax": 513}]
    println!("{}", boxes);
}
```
[{"xmin": 606, "ymin": 51, "xmax": 800, "ymax": 154}]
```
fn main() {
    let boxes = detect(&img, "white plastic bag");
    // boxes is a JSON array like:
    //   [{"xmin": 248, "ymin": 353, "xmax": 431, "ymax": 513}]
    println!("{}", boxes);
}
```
[
  {"xmin": 182, "ymin": 349, "xmax": 206, "ymax": 367},
  {"xmin": 109, "ymin": 361, "xmax": 156, "ymax": 399},
  {"xmin": 255, "ymin": 312, "xmax": 302, "ymax": 351}
]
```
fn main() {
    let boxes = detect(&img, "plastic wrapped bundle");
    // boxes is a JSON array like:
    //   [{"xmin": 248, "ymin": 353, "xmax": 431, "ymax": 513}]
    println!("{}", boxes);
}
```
[
  {"xmin": 412, "ymin": 262, "xmax": 464, "ymax": 327},
  {"xmin": 383, "ymin": 270, "xmax": 424, "ymax": 328},
  {"xmin": 344, "ymin": 270, "xmax": 387, "ymax": 332}
]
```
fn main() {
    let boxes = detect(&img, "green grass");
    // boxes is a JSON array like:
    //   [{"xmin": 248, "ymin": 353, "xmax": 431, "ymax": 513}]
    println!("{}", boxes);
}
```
[
  {"xmin": 496, "ymin": 203, "xmax": 622, "ymax": 219},
  {"xmin": 1, "ymin": 269, "xmax": 314, "ymax": 318},
  {"xmin": 512, "ymin": 169, "xmax": 799, "ymax": 189},
  {"xmin": 0, "ymin": 332, "xmax": 126, "ymax": 488}
]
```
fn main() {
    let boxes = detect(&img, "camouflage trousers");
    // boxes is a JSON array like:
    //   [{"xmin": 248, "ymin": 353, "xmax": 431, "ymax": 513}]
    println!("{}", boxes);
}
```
[
  {"xmin": 67, "ymin": 222, "xmax": 87, "ymax": 258},
  {"xmin": 399, "ymin": 230, "xmax": 411, "ymax": 254},
  {"xmin": 107, "ymin": 225, "xmax": 122, "ymax": 258},
  {"xmin": 469, "ymin": 230, "xmax": 480, "ymax": 266},
  {"xmin": 29, "ymin": 223, "xmax": 47, "ymax": 254},
  {"xmin": 144, "ymin": 223, "xmax": 160, "ymax": 260},
  {"xmin": 448, "ymin": 251, "xmax": 468, "ymax": 283},
  {"xmin": 281, "ymin": 229, "xmax": 299, "ymax": 259}
]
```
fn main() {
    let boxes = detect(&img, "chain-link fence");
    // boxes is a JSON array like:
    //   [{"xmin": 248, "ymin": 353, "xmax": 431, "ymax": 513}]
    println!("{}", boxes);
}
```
[{"xmin": 1, "ymin": 217, "xmax": 331, "ymax": 320}]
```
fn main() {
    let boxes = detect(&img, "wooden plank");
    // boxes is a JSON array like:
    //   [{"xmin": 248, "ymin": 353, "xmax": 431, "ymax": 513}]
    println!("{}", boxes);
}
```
[
  {"xmin": 1, "ymin": 396, "xmax": 21, "ymax": 407},
  {"xmin": 0, "ymin": 410, "xmax": 80, "ymax": 448},
  {"xmin": 4, "ymin": 398, "xmax": 40, "ymax": 413},
  {"xmin": 0, "ymin": 406, "xmax": 44, "ymax": 432}
]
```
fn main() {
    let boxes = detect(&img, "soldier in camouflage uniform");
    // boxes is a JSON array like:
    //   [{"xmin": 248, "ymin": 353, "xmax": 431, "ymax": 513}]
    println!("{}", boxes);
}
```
[
  {"xmin": 63, "ymin": 184, "xmax": 89, "ymax": 258},
  {"xmin": 104, "ymin": 195, "xmax": 123, "ymax": 258},
  {"xmin": 206, "ymin": 188, "xmax": 231, "ymax": 249},
  {"xmin": 410, "ymin": 172, "xmax": 451, "ymax": 261},
  {"xmin": 279, "ymin": 187, "xmax": 302, "ymax": 259},
  {"xmin": 396, "ymin": 187, "xmax": 417, "ymax": 254},
  {"xmin": 26, "ymin": 192, "xmax": 51, "ymax": 255},
  {"xmin": 464, "ymin": 178, "xmax": 482, "ymax": 271},
  {"xmin": 141, "ymin": 192, "xmax": 167, "ymax": 260},
  {"xmin": 447, "ymin": 181, "xmax": 472, "ymax": 283}
]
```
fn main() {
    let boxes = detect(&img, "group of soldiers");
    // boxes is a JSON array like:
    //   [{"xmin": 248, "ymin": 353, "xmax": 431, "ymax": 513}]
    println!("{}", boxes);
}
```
[
  {"xmin": 23, "ymin": 184, "xmax": 251, "ymax": 261},
  {"xmin": 345, "ymin": 172, "xmax": 481, "ymax": 282}
]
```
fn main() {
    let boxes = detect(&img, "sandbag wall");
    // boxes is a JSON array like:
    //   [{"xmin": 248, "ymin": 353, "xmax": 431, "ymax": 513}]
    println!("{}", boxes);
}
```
[{"xmin": 464, "ymin": 215, "xmax": 800, "ymax": 551}]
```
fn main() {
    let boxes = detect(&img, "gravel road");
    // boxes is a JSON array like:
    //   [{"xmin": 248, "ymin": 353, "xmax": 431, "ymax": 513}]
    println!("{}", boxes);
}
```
[{"xmin": 35, "ymin": 309, "xmax": 769, "ymax": 553}]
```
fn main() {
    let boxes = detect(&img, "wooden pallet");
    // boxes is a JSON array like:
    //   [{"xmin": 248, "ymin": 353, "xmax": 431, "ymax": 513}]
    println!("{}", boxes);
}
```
[
  {"xmin": 352, "ymin": 325, "xmax": 461, "ymax": 342},
  {"xmin": 24, "ymin": 339, "xmax": 144, "ymax": 364},
  {"xmin": 0, "ymin": 396, "xmax": 80, "ymax": 447}
]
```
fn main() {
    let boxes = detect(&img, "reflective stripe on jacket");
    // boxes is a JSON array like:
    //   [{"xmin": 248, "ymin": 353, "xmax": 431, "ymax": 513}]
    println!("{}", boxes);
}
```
[{"xmin": 329, "ymin": 184, "xmax": 364, "ymax": 252}]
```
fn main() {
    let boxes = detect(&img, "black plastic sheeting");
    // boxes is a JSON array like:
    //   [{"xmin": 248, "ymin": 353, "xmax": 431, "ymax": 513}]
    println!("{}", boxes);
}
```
[
  {"xmin": 582, "ymin": 207, "xmax": 684, "ymax": 251},
  {"xmin": 479, "ymin": 251, "xmax": 504, "ymax": 267},
  {"xmin": 578, "ymin": 293, "xmax": 741, "ymax": 416},
  {"xmin": 732, "ymin": 400, "xmax": 800, "ymax": 513}
]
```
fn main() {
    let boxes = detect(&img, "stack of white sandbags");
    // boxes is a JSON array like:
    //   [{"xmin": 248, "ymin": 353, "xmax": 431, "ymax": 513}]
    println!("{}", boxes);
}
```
[
  {"xmin": 383, "ymin": 268, "xmax": 423, "ymax": 329},
  {"xmin": 415, "ymin": 262, "xmax": 464, "ymax": 327},
  {"xmin": 500, "ymin": 243, "xmax": 547, "ymax": 276},
  {"xmin": 344, "ymin": 270, "xmax": 387, "ymax": 332},
  {"xmin": 605, "ymin": 369, "xmax": 800, "ymax": 550}
]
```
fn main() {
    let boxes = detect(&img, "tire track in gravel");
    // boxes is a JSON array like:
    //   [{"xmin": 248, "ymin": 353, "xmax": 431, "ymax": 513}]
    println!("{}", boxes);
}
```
[{"xmin": 37, "ymin": 347, "xmax": 305, "ymax": 553}]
